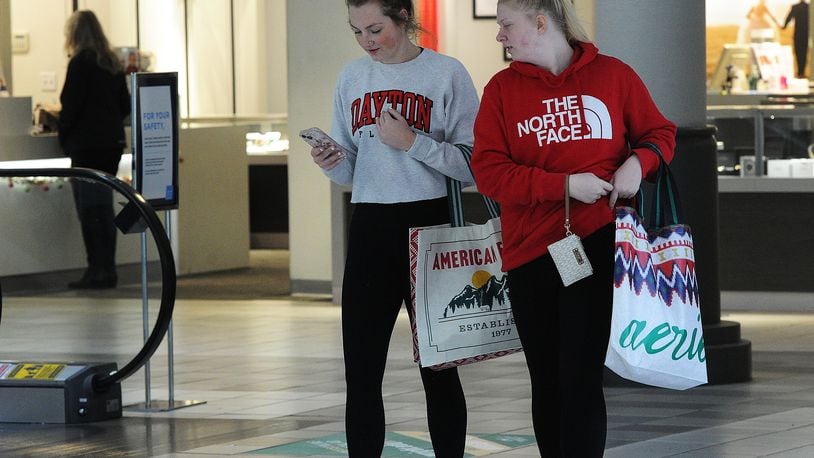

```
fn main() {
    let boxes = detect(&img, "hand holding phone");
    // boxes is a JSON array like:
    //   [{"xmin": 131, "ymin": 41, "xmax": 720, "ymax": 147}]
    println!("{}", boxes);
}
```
[
  {"xmin": 299, "ymin": 127, "xmax": 347, "ymax": 170},
  {"xmin": 299, "ymin": 127, "xmax": 341, "ymax": 149}
]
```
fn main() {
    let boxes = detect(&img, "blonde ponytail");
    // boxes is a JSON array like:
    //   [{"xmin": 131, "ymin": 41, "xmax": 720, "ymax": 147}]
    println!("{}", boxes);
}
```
[{"xmin": 498, "ymin": 0, "xmax": 590, "ymax": 43}]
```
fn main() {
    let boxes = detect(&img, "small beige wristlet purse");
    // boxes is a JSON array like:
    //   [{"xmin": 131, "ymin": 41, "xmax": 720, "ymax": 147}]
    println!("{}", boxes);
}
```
[{"xmin": 546, "ymin": 175, "xmax": 594, "ymax": 286}]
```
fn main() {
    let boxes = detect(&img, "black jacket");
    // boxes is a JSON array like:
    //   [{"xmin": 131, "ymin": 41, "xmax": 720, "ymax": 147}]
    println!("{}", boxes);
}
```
[
  {"xmin": 784, "ymin": 2, "xmax": 810, "ymax": 41},
  {"xmin": 58, "ymin": 49, "xmax": 130, "ymax": 171}
]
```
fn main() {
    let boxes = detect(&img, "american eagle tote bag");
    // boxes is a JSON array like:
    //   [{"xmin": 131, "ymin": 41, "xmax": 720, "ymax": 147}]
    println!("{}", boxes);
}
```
[{"xmin": 409, "ymin": 146, "xmax": 522, "ymax": 370}]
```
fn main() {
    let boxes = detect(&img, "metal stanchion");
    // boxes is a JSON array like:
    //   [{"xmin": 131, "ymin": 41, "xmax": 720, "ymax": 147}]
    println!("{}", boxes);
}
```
[
  {"xmin": 141, "ymin": 231, "xmax": 151, "ymax": 408},
  {"xmin": 125, "ymin": 210, "xmax": 204, "ymax": 412}
]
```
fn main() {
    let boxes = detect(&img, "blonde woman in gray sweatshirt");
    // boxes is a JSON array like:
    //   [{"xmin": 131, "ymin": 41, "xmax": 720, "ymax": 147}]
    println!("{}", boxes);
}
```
[{"xmin": 308, "ymin": 1, "xmax": 479, "ymax": 456}]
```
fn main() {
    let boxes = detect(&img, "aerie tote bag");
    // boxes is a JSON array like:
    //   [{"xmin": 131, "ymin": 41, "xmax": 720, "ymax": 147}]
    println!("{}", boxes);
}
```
[{"xmin": 605, "ymin": 143, "xmax": 708, "ymax": 390}]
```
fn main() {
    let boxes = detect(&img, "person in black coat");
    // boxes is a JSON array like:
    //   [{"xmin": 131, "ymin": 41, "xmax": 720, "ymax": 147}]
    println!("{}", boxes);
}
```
[
  {"xmin": 59, "ymin": 10, "xmax": 130, "ymax": 289},
  {"xmin": 783, "ymin": 0, "xmax": 810, "ymax": 78}
]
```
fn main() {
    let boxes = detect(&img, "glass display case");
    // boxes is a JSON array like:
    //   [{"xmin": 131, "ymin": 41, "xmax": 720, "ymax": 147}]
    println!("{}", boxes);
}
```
[
  {"xmin": 708, "ymin": 104, "xmax": 814, "ymax": 179},
  {"xmin": 707, "ymin": 105, "xmax": 814, "ymax": 292}
]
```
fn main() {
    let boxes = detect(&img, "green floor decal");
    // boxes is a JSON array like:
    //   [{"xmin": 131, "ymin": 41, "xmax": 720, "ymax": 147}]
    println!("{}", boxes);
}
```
[{"xmin": 249, "ymin": 432, "xmax": 536, "ymax": 456}]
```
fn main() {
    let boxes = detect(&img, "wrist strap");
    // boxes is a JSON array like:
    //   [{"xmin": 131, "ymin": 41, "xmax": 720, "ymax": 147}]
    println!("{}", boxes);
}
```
[{"xmin": 564, "ymin": 175, "xmax": 572, "ymax": 236}]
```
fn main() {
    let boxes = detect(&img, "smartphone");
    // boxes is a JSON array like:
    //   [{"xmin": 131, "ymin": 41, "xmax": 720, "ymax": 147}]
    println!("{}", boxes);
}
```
[
  {"xmin": 299, "ymin": 127, "xmax": 351, "ymax": 164},
  {"xmin": 299, "ymin": 127, "xmax": 344, "ymax": 151}
]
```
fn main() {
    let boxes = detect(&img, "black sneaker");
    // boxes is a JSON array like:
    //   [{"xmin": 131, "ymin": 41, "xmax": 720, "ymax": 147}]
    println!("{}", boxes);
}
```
[{"xmin": 68, "ymin": 271, "xmax": 118, "ymax": 289}]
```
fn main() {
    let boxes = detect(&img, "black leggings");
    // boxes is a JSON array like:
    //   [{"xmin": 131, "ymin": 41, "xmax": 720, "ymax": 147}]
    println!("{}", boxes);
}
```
[
  {"xmin": 342, "ymin": 198, "xmax": 467, "ymax": 458},
  {"xmin": 71, "ymin": 178, "xmax": 117, "ymax": 274},
  {"xmin": 70, "ymin": 151, "xmax": 122, "ymax": 275},
  {"xmin": 507, "ymin": 223, "xmax": 615, "ymax": 457},
  {"xmin": 794, "ymin": 32, "xmax": 809, "ymax": 77}
]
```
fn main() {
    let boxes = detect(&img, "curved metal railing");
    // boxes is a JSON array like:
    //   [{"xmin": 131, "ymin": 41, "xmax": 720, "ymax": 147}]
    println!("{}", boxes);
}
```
[{"xmin": 0, "ymin": 167, "xmax": 175, "ymax": 392}]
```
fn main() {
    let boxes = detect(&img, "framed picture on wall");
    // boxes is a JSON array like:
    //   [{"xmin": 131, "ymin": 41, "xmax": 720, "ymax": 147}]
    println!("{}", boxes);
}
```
[{"xmin": 473, "ymin": 0, "xmax": 498, "ymax": 19}]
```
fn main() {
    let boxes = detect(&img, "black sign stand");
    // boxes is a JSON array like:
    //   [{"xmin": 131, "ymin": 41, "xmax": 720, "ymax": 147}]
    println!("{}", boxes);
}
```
[{"xmin": 126, "ymin": 72, "xmax": 203, "ymax": 413}]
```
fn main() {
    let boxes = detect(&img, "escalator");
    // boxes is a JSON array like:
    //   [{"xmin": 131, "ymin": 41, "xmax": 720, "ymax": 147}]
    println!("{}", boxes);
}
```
[{"xmin": 0, "ymin": 167, "xmax": 175, "ymax": 423}]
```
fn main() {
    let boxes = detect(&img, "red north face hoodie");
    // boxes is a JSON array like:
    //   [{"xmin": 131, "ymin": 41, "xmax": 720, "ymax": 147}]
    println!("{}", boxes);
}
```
[{"xmin": 471, "ymin": 42, "xmax": 676, "ymax": 271}]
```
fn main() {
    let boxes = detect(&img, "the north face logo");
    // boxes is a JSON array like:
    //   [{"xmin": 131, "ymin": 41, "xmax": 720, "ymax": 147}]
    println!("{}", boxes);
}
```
[{"xmin": 516, "ymin": 95, "xmax": 612, "ymax": 146}]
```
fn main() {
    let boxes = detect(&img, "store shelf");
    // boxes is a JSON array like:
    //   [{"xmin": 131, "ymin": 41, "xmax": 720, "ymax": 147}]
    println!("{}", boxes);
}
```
[{"xmin": 719, "ymin": 176, "xmax": 814, "ymax": 193}]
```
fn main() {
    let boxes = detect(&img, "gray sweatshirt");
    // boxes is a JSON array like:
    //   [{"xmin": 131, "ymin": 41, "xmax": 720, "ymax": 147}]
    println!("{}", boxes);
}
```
[{"xmin": 325, "ymin": 49, "xmax": 479, "ymax": 203}]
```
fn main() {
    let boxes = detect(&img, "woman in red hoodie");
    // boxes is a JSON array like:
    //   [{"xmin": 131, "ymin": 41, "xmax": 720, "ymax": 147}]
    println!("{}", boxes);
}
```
[{"xmin": 471, "ymin": 0, "xmax": 676, "ymax": 455}]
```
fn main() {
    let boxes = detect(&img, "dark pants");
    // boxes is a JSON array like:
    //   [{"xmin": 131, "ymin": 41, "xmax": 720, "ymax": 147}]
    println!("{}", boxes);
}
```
[
  {"xmin": 507, "ymin": 223, "xmax": 615, "ymax": 457},
  {"xmin": 794, "ymin": 36, "xmax": 809, "ymax": 78},
  {"xmin": 72, "ymin": 179, "xmax": 117, "ymax": 277},
  {"xmin": 70, "ymin": 151, "xmax": 121, "ymax": 279},
  {"xmin": 341, "ymin": 197, "xmax": 467, "ymax": 458}
]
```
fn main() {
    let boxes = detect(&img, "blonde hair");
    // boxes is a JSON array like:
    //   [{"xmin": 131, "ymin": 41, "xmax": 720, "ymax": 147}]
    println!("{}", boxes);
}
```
[
  {"xmin": 498, "ymin": 0, "xmax": 590, "ymax": 43},
  {"xmin": 64, "ymin": 10, "xmax": 122, "ymax": 74}
]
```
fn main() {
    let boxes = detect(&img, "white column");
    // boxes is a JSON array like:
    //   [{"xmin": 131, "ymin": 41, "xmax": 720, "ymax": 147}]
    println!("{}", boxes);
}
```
[
  {"xmin": 286, "ymin": 0, "xmax": 361, "ymax": 295},
  {"xmin": 593, "ymin": 0, "xmax": 706, "ymax": 128}
]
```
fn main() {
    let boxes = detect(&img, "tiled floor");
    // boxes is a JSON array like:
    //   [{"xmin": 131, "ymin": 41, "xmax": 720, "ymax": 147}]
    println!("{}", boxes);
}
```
[{"xmin": 1, "ymin": 276, "xmax": 813, "ymax": 456}]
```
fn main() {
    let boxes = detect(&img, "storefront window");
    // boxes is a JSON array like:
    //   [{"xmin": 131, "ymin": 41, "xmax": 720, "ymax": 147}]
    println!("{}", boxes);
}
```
[
  {"xmin": 707, "ymin": 0, "xmax": 814, "ymax": 178},
  {"xmin": 707, "ymin": 0, "xmax": 808, "ymax": 93}
]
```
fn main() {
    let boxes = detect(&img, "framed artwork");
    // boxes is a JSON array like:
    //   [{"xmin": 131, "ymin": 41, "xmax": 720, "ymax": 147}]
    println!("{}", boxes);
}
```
[{"xmin": 473, "ymin": 0, "xmax": 498, "ymax": 19}]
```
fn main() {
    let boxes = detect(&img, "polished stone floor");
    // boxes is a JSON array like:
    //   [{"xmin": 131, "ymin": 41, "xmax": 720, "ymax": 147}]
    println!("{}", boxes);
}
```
[{"xmin": 1, "ymin": 252, "xmax": 813, "ymax": 457}]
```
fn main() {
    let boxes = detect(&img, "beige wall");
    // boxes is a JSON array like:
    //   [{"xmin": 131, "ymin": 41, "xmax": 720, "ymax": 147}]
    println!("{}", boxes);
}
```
[
  {"xmin": 187, "ymin": 0, "xmax": 234, "ymax": 116},
  {"xmin": 574, "ymin": 0, "xmax": 596, "ymax": 39},
  {"xmin": 7, "ymin": 0, "xmax": 286, "ymax": 115},
  {"xmin": 286, "ymin": 0, "xmax": 361, "ymax": 292},
  {"xmin": 175, "ymin": 126, "xmax": 250, "ymax": 275},
  {"xmin": 0, "ymin": 0, "xmax": 11, "ymax": 89},
  {"xmin": 81, "ymin": 0, "xmax": 137, "ymax": 48},
  {"xmin": 264, "ymin": 0, "xmax": 287, "ymax": 115},
  {"xmin": 9, "ymin": 0, "xmax": 72, "ymax": 106},
  {"xmin": 441, "ymin": 0, "xmax": 507, "ymax": 96}
]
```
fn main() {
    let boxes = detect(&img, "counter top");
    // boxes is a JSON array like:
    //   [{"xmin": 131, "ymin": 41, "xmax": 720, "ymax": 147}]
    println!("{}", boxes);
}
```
[
  {"xmin": 707, "ymin": 91, "xmax": 812, "ymax": 107},
  {"xmin": 0, "ymin": 134, "xmax": 61, "ymax": 162},
  {"xmin": 248, "ymin": 153, "xmax": 287, "ymax": 166},
  {"xmin": 718, "ymin": 176, "xmax": 814, "ymax": 193}
]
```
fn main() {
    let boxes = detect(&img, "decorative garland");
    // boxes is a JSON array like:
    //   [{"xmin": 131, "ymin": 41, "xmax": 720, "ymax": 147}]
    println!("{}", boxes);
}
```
[{"xmin": 5, "ymin": 177, "xmax": 68, "ymax": 192}]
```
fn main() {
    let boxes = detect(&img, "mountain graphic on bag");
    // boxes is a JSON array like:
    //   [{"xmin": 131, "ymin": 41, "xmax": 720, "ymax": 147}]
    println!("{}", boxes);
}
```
[{"xmin": 444, "ymin": 273, "xmax": 509, "ymax": 318}]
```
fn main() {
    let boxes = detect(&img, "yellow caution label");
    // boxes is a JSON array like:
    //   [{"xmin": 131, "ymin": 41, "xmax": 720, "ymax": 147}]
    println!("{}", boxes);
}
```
[{"xmin": 8, "ymin": 363, "xmax": 66, "ymax": 380}]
